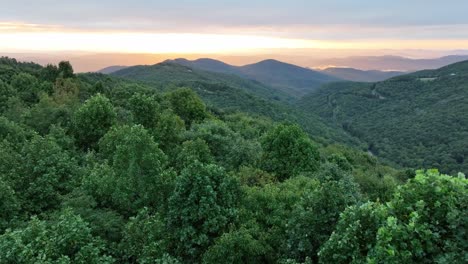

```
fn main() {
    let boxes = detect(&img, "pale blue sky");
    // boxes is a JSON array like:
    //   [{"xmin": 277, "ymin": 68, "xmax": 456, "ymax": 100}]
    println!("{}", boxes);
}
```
[{"xmin": 3, "ymin": 0, "xmax": 468, "ymax": 40}]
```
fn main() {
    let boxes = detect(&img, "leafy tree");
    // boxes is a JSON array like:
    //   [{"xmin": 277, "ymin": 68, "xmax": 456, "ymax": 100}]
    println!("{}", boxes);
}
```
[
  {"xmin": 167, "ymin": 162, "xmax": 240, "ymax": 261},
  {"xmin": 318, "ymin": 202, "xmax": 386, "ymax": 264},
  {"xmin": 52, "ymin": 78, "xmax": 80, "ymax": 104},
  {"xmin": 168, "ymin": 88, "xmax": 208, "ymax": 126},
  {"xmin": 10, "ymin": 135, "xmax": 80, "ymax": 214},
  {"xmin": 261, "ymin": 124, "xmax": 320, "ymax": 181},
  {"xmin": 153, "ymin": 110, "xmax": 185, "ymax": 154},
  {"xmin": 286, "ymin": 164, "xmax": 361, "ymax": 262},
  {"xmin": 10, "ymin": 72, "xmax": 40, "ymax": 104},
  {"xmin": 0, "ymin": 116, "xmax": 33, "ymax": 146},
  {"xmin": 73, "ymin": 94, "xmax": 116, "ymax": 149},
  {"xmin": 61, "ymin": 189, "xmax": 125, "ymax": 245},
  {"xmin": 187, "ymin": 120, "xmax": 259, "ymax": 170},
  {"xmin": 240, "ymin": 176, "xmax": 321, "ymax": 262},
  {"xmin": 319, "ymin": 170, "xmax": 468, "ymax": 264},
  {"xmin": 41, "ymin": 63, "xmax": 60, "ymax": 82},
  {"xmin": 90, "ymin": 81, "xmax": 106, "ymax": 95},
  {"xmin": 0, "ymin": 209, "xmax": 114, "ymax": 263},
  {"xmin": 58, "ymin": 61, "xmax": 75, "ymax": 78},
  {"xmin": 0, "ymin": 80, "xmax": 16, "ymax": 113},
  {"xmin": 120, "ymin": 208, "xmax": 171, "ymax": 263},
  {"xmin": 174, "ymin": 138, "xmax": 214, "ymax": 171},
  {"xmin": 0, "ymin": 177, "xmax": 20, "ymax": 231},
  {"xmin": 203, "ymin": 227, "xmax": 271, "ymax": 264},
  {"xmin": 86, "ymin": 125, "xmax": 172, "ymax": 214},
  {"xmin": 128, "ymin": 92, "xmax": 160, "ymax": 128},
  {"xmin": 235, "ymin": 166, "xmax": 275, "ymax": 187},
  {"xmin": 23, "ymin": 94, "xmax": 72, "ymax": 135},
  {"xmin": 368, "ymin": 170, "xmax": 467, "ymax": 263}
]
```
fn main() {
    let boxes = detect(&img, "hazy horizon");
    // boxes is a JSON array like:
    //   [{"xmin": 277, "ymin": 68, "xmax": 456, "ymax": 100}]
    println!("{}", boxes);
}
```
[{"xmin": 2, "ymin": 1, "xmax": 468, "ymax": 71}]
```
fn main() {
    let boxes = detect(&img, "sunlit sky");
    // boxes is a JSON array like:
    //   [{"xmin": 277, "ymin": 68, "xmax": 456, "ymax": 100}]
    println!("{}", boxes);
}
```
[{"xmin": 2, "ymin": 0, "xmax": 468, "ymax": 71}]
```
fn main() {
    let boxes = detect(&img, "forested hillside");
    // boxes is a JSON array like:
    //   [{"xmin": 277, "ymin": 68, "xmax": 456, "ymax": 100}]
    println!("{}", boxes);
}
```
[
  {"xmin": 109, "ymin": 61, "xmax": 359, "ymax": 147},
  {"xmin": 0, "ymin": 57, "xmax": 466, "ymax": 263},
  {"xmin": 321, "ymin": 67, "xmax": 405, "ymax": 82},
  {"xmin": 300, "ymin": 60, "xmax": 468, "ymax": 174},
  {"xmin": 161, "ymin": 58, "xmax": 340, "ymax": 97}
]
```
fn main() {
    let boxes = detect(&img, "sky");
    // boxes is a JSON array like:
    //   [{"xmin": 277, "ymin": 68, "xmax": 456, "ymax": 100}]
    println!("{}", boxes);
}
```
[{"xmin": 1, "ymin": 0, "xmax": 468, "ymax": 71}]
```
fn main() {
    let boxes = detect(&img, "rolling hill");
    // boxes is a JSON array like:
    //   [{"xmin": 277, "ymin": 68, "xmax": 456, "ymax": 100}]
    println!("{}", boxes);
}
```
[
  {"xmin": 315, "ymin": 55, "xmax": 468, "ymax": 71},
  {"xmin": 97, "ymin": 65, "xmax": 128, "ymax": 74},
  {"xmin": 111, "ymin": 61, "xmax": 293, "ymax": 102},
  {"xmin": 321, "ymin": 67, "xmax": 405, "ymax": 82},
  {"xmin": 165, "ymin": 58, "xmax": 340, "ymax": 97},
  {"xmin": 299, "ymin": 60, "xmax": 468, "ymax": 174},
  {"xmin": 106, "ymin": 61, "xmax": 359, "ymax": 146}
]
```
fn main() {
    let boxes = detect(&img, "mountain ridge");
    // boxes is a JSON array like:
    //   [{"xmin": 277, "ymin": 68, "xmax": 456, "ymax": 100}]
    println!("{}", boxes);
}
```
[
  {"xmin": 299, "ymin": 59, "xmax": 468, "ymax": 174},
  {"xmin": 321, "ymin": 67, "xmax": 406, "ymax": 82},
  {"xmin": 163, "ymin": 58, "xmax": 340, "ymax": 97}
]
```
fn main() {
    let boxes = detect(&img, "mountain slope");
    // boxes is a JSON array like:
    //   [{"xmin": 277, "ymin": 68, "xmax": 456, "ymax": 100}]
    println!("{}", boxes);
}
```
[
  {"xmin": 321, "ymin": 67, "xmax": 405, "ymax": 82},
  {"xmin": 316, "ymin": 55, "xmax": 468, "ymax": 71},
  {"xmin": 299, "ymin": 60, "xmax": 468, "ymax": 174},
  {"xmin": 97, "ymin": 65, "xmax": 128, "ymax": 74},
  {"xmin": 167, "ymin": 58, "xmax": 340, "ymax": 97},
  {"xmin": 112, "ymin": 61, "xmax": 293, "ymax": 102},
  {"xmin": 109, "ymin": 62, "xmax": 359, "ymax": 146}
]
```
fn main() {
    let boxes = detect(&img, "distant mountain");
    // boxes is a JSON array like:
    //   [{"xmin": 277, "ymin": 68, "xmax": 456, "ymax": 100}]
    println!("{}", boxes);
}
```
[
  {"xmin": 98, "ymin": 65, "xmax": 128, "ymax": 74},
  {"xmin": 166, "ymin": 58, "xmax": 340, "ymax": 97},
  {"xmin": 109, "ymin": 61, "xmax": 359, "ymax": 146},
  {"xmin": 321, "ymin": 67, "xmax": 405, "ymax": 82},
  {"xmin": 169, "ymin": 58, "xmax": 241, "ymax": 76},
  {"xmin": 299, "ymin": 60, "xmax": 468, "ymax": 174},
  {"xmin": 316, "ymin": 55, "xmax": 468, "ymax": 72},
  {"xmin": 111, "ymin": 61, "xmax": 294, "ymax": 103}
]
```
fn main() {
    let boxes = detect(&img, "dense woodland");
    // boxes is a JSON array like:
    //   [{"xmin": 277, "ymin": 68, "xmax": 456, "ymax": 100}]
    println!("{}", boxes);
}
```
[
  {"xmin": 300, "ymin": 61, "xmax": 468, "ymax": 175},
  {"xmin": 0, "ymin": 57, "xmax": 466, "ymax": 263}
]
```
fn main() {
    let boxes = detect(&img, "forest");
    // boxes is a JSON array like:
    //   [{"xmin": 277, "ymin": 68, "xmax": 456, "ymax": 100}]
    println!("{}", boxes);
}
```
[
  {"xmin": 0, "ymin": 57, "xmax": 466, "ymax": 263},
  {"xmin": 300, "ymin": 61, "xmax": 468, "ymax": 175}
]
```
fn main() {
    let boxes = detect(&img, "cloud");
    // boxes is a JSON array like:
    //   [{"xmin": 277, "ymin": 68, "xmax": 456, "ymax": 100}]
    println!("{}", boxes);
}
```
[
  {"xmin": 3, "ymin": 1, "xmax": 468, "ymax": 31},
  {"xmin": 1, "ymin": 0, "xmax": 468, "ymax": 53}
]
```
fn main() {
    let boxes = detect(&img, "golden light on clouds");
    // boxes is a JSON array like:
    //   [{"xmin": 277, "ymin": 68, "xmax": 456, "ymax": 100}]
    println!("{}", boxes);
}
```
[
  {"xmin": 1, "ymin": 22, "xmax": 468, "ymax": 54},
  {"xmin": 0, "ymin": 33, "xmax": 325, "ymax": 54}
]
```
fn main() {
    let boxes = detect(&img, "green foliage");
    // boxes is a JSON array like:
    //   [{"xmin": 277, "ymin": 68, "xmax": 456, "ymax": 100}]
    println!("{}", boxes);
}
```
[
  {"xmin": 320, "ymin": 170, "xmax": 468, "ymax": 264},
  {"xmin": 0, "ymin": 177, "xmax": 20, "ymax": 231},
  {"xmin": 10, "ymin": 72, "xmax": 40, "ymax": 104},
  {"xmin": 58, "ymin": 61, "xmax": 75, "ymax": 79},
  {"xmin": 286, "ymin": 164, "xmax": 362, "ymax": 262},
  {"xmin": 261, "ymin": 124, "xmax": 320, "ymax": 181},
  {"xmin": 168, "ymin": 88, "xmax": 208, "ymax": 126},
  {"xmin": 318, "ymin": 202, "xmax": 386, "ymax": 264},
  {"xmin": 41, "ymin": 64, "xmax": 60, "ymax": 82},
  {"xmin": 300, "ymin": 62, "xmax": 468, "ymax": 174},
  {"xmin": 167, "ymin": 162, "xmax": 241, "ymax": 261},
  {"xmin": 0, "ymin": 209, "xmax": 113, "ymax": 263},
  {"xmin": 0, "ymin": 116, "xmax": 33, "ymax": 145},
  {"xmin": 240, "ymin": 176, "xmax": 321, "ymax": 261},
  {"xmin": 73, "ymin": 94, "xmax": 116, "ymax": 149},
  {"xmin": 9, "ymin": 135, "xmax": 80, "ymax": 214},
  {"xmin": 369, "ymin": 170, "xmax": 468, "ymax": 263},
  {"xmin": 0, "ymin": 58, "xmax": 464, "ymax": 264},
  {"xmin": 0, "ymin": 80, "xmax": 16, "ymax": 113},
  {"xmin": 120, "ymin": 208, "xmax": 170, "ymax": 263},
  {"xmin": 128, "ymin": 92, "xmax": 160, "ymax": 128},
  {"xmin": 187, "ymin": 119, "xmax": 260, "ymax": 170},
  {"xmin": 153, "ymin": 110, "xmax": 186, "ymax": 154},
  {"xmin": 23, "ymin": 94, "xmax": 74, "ymax": 135},
  {"xmin": 235, "ymin": 166, "xmax": 276, "ymax": 187},
  {"xmin": 203, "ymin": 227, "xmax": 271, "ymax": 263},
  {"xmin": 86, "ymin": 125, "xmax": 172, "ymax": 214},
  {"xmin": 174, "ymin": 138, "xmax": 214, "ymax": 171}
]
